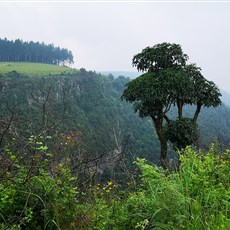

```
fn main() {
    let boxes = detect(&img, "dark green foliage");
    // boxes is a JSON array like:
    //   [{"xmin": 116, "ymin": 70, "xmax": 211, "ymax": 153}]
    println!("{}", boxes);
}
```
[
  {"xmin": 122, "ymin": 70, "xmax": 191, "ymax": 118},
  {"xmin": 122, "ymin": 42, "xmax": 222, "ymax": 167},
  {"xmin": 132, "ymin": 42, "xmax": 188, "ymax": 72},
  {"xmin": 165, "ymin": 118, "xmax": 199, "ymax": 150},
  {"xmin": 0, "ymin": 38, "xmax": 74, "ymax": 65}
]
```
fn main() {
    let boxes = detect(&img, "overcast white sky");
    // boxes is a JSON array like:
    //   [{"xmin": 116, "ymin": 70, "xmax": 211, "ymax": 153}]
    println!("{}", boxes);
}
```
[{"xmin": 1, "ymin": 1, "xmax": 230, "ymax": 92}]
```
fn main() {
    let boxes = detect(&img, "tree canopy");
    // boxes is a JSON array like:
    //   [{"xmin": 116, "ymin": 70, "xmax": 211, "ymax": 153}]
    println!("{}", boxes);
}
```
[
  {"xmin": 0, "ymin": 38, "xmax": 74, "ymax": 66},
  {"xmin": 122, "ymin": 42, "xmax": 222, "ymax": 168}
]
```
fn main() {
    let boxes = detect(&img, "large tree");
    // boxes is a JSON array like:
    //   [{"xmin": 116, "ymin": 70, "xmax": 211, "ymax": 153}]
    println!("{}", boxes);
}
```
[{"xmin": 122, "ymin": 43, "xmax": 221, "ymax": 169}]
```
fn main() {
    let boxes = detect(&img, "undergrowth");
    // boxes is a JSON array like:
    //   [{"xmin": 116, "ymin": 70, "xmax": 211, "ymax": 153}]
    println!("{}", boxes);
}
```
[{"xmin": 0, "ymin": 143, "xmax": 229, "ymax": 229}]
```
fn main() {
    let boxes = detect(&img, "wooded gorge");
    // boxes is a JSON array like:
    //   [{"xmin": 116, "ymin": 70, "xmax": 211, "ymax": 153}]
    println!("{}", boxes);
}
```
[
  {"xmin": 0, "ymin": 68, "xmax": 230, "ymax": 229},
  {"xmin": 1, "ymin": 69, "xmax": 230, "ymax": 170}
]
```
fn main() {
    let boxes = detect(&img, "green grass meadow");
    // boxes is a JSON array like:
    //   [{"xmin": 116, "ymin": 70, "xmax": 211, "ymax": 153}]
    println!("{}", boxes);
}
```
[{"xmin": 0, "ymin": 62, "xmax": 78, "ymax": 76}]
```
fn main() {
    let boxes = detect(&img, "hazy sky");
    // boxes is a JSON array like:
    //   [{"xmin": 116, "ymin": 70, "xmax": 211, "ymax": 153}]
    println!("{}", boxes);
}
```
[{"xmin": 1, "ymin": 1, "xmax": 230, "ymax": 92}]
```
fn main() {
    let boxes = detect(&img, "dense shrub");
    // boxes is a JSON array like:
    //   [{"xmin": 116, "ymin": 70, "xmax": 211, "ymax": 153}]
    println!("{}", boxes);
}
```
[
  {"xmin": 88, "ymin": 145, "xmax": 230, "ymax": 229},
  {"xmin": 0, "ymin": 144, "xmax": 229, "ymax": 229},
  {"xmin": 165, "ymin": 118, "xmax": 199, "ymax": 150},
  {"xmin": 0, "ymin": 140, "xmax": 79, "ymax": 230}
]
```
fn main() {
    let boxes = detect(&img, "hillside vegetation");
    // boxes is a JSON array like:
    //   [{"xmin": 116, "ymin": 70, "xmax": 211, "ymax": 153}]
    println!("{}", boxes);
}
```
[
  {"xmin": 0, "ymin": 66, "xmax": 230, "ymax": 164},
  {"xmin": 0, "ymin": 66, "xmax": 230, "ymax": 229}
]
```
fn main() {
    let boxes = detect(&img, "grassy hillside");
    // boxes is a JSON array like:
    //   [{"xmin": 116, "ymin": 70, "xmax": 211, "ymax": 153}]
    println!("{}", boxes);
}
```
[{"xmin": 0, "ymin": 62, "xmax": 78, "ymax": 76}]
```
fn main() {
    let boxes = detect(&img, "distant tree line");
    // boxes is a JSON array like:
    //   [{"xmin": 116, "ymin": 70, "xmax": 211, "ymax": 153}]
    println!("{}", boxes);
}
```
[{"xmin": 0, "ymin": 38, "xmax": 74, "ymax": 65}]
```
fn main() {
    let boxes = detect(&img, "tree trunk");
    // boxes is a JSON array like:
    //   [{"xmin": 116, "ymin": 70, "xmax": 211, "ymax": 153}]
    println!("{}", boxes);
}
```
[
  {"xmin": 151, "ymin": 116, "xmax": 168, "ymax": 169},
  {"xmin": 193, "ymin": 102, "xmax": 202, "ymax": 122},
  {"xmin": 177, "ymin": 99, "xmax": 183, "ymax": 119}
]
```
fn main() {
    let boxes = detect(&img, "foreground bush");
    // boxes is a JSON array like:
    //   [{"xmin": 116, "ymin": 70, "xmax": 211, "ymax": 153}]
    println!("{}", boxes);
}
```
[
  {"xmin": 89, "ymin": 145, "xmax": 230, "ymax": 229},
  {"xmin": 0, "ymin": 144, "xmax": 229, "ymax": 229},
  {"xmin": 178, "ymin": 146, "xmax": 230, "ymax": 229},
  {"xmin": 0, "ymin": 139, "xmax": 80, "ymax": 230}
]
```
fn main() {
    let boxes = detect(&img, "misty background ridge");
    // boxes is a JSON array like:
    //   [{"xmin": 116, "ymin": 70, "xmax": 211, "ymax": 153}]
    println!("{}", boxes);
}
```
[{"xmin": 99, "ymin": 71, "xmax": 230, "ymax": 107}]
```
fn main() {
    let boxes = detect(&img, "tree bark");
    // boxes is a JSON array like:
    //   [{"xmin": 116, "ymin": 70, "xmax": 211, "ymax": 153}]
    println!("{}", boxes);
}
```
[
  {"xmin": 177, "ymin": 99, "xmax": 183, "ymax": 120},
  {"xmin": 193, "ymin": 102, "xmax": 202, "ymax": 122},
  {"xmin": 151, "ymin": 116, "xmax": 168, "ymax": 169}
]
